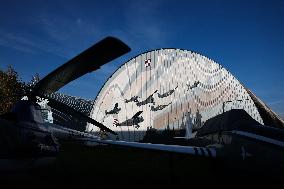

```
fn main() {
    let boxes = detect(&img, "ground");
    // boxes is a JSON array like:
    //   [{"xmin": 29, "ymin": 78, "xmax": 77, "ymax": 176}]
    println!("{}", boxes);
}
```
[{"xmin": 1, "ymin": 141, "xmax": 283, "ymax": 188}]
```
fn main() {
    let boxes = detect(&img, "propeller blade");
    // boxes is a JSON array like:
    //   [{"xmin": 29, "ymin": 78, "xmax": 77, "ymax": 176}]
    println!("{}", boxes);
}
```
[
  {"xmin": 33, "ymin": 36, "xmax": 131, "ymax": 95},
  {"xmin": 45, "ymin": 96, "xmax": 118, "ymax": 135}
]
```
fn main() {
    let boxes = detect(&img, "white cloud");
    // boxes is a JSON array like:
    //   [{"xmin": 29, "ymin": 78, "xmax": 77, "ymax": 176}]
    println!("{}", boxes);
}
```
[
  {"xmin": 268, "ymin": 99, "xmax": 284, "ymax": 106},
  {"xmin": 0, "ymin": 29, "xmax": 74, "ymax": 59},
  {"xmin": 0, "ymin": 30, "xmax": 38, "ymax": 54},
  {"xmin": 0, "ymin": 1, "xmax": 173, "ymax": 99}
]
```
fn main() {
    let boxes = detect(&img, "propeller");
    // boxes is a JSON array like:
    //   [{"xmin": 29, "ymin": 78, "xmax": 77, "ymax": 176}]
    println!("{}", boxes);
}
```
[
  {"xmin": 33, "ymin": 36, "xmax": 131, "ymax": 96},
  {"xmin": 45, "ymin": 96, "xmax": 118, "ymax": 135},
  {"xmin": 25, "ymin": 36, "xmax": 130, "ymax": 135}
]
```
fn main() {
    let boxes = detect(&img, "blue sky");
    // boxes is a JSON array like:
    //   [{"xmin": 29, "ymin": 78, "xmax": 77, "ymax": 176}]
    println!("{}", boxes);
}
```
[{"xmin": 0, "ymin": 0, "xmax": 283, "ymax": 117}]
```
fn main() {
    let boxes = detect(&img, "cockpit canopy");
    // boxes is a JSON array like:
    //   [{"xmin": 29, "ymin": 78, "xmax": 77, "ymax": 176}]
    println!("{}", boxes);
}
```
[{"xmin": 11, "ymin": 100, "xmax": 44, "ymax": 123}]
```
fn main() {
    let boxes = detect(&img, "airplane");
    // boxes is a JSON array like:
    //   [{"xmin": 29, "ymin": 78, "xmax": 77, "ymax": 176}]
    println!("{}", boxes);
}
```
[
  {"xmin": 0, "ymin": 36, "xmax": 130, "ymax": 160},
  {"xmin": 157, "ymin": 86, "xmax": 178, "ymax": 98},
  {"xmin": 151, "ymin": 102, "xmax": 172, "ymax": 111},
  {"xmin": 186, "ymin": 81, "xmax": 200, "ymax": 91},
  {"xmin": 1, "ymin": 36, "xmax": 284, "ymax": 177},
  {"xmin": 82, "ymin": 108, "xmax": 284, "ymax": 176},
  {"xmin": 125, "ymin": 96, "xmax": 139, "ymax": 103},
  {"xmin": 136, "ymin": 90, "xmax": 157, "ymax": 106},
  {"xmin": 115, "ymin": 111, "xmax": 144, "ymax": 129},
  {"xmin": 105, "ymin": 103, "xmax": 121, "ymax": 115}
]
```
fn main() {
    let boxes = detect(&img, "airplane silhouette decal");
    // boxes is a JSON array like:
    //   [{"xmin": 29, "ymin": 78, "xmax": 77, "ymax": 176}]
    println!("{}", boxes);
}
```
[
  {"xmin": 136, "ymin": 90, "xmax": 157, "ymax": 107},
  {"xmin": 105, "ymin": 103, "xmax": 121, "ymax": 115},
  {"xmin": 157, "ymin": 86, "xmax": 178, "ymax": 98},
  {"xmin": 151, "ymin": 102, "xmax": 172, "ymax": 111},
  {"xmin": 115, "ymin": 111, "xmax": 144, "ymax": 129},
  {"xmin": 125, "ymin": 96, "xmax": 139, "ymax": 103},
  {"xmin": 186, "ymin": 81, "xmax": 200, "ymax": 91}
]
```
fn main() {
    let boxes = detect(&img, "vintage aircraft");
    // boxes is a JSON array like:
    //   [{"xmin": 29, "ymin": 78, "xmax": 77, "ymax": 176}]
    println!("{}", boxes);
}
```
[
  {"xmin": 150, "ymin": 102, "xmax": 172, "ymax": 111},
  {"xmin": 105, "ymin": 103, "xmax": 121, "ymax": 115},
  {"xmin": 83, "ymin": 109, "xmax": 284, "ymax": 175},
  {"xmin": 115, "ymin": 111, "xmax": 144, "ymax": 129},
  {"xmin": 1, "ymin": 36, "xmax": 284, "ymax": 176},
  {"xmin": 136, "ymin": 90, "xmax": 157, "ymax": 106},
  {"xmin": 125, "ymin": 96, "xmax": 139, "ymax": 103},
  {"xmin": 186, "ymin": 81, "xmax": 200, "ymax": 91},
  {"xmin": 0, "ymin": 36, "xmax": 130, "ymax": 160},
  {"xmin": 157, "ymin": 86, "xmax": 178, "ymax": 98}
]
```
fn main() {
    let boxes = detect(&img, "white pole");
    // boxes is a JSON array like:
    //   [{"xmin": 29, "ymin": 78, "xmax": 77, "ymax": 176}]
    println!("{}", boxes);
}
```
[{"xmin": 185, "ymin": 112, "xmax": 193, "ymax": 139}]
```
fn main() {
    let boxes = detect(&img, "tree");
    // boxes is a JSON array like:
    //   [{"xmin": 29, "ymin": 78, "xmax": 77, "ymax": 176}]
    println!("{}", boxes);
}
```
[{"xmin": 0, "ymin": 66, "xmax": 25, "ymax": 114}]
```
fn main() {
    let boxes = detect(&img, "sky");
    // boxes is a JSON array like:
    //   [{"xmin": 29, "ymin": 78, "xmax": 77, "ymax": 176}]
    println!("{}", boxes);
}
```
[{"xmin": 0, "ymin": 0, "xmax": 283, "ymax": 117}]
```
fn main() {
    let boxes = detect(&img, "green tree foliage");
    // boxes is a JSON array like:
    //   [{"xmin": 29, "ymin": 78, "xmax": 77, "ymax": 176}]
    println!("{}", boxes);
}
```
[{"xmin": 0, "ymin": 66, "xmax": 25, "ymax": 114}]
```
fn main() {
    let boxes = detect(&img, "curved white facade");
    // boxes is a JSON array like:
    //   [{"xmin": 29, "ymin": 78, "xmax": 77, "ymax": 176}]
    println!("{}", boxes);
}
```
[{"xmin": 88, "ymin": 49, "xmax": 263, "ymax": 141}]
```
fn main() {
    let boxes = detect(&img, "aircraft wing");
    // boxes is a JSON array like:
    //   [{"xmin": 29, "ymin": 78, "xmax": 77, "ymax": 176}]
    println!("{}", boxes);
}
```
[
  {"xmin": 132, "ymin": 111, "xmax": 143, "ymax": 118},
  {"xmin": 47, "ymin": 123, "xmax": 101, "ymax": 140},
  {"xmin": 78, "ymin": 138, "xmax": 217, "ymax": 158}
]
